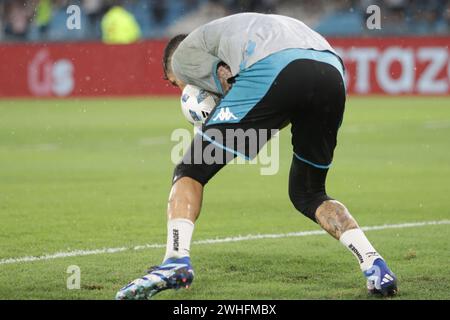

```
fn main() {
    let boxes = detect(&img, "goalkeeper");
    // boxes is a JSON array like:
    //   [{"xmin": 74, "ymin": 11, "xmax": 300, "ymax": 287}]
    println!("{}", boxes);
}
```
[{"xmin": 116, "ymin": 13, "xmax": 398, "ymax": 300}]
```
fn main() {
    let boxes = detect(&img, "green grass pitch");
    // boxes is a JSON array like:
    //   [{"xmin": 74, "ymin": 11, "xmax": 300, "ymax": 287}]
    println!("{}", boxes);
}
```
[{"xmin": 0, "ymin": 96, "xmax": 449, "ymax": 299}]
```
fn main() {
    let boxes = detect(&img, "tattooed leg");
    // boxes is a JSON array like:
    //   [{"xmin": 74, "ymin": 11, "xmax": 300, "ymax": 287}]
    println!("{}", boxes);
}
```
[
  {"xmin": 315, "ymin": 199, "xmax": 398, "ymax": 295},
  {"xmin": 315, "ymin": 200, "xmax": 359, "ymax": 240}
]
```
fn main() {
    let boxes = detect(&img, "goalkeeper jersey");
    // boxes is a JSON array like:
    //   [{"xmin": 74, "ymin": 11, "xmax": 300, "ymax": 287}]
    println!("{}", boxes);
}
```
[{"xmin": 171, "ymin": 12, "xmax": 340, "ymax": 95}]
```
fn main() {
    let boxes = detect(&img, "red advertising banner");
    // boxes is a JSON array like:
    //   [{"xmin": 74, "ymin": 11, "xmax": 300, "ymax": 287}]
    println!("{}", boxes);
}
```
[
  {"xmin": 0, "ymin": 40, "xmax": 178, "ymax": 97},
  {"xmin": 0, "ymin": 37, "xmax": 448, "ymax": 97},
  {"xmin": 330, "ymin": 37, "xmax": 449, "ymax": 95}
]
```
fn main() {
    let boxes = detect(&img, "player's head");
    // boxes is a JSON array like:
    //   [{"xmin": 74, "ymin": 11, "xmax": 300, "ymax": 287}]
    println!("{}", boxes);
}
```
[{"xmin": 163, "ymin": 34, "xmax": 187, "ymax": 89}]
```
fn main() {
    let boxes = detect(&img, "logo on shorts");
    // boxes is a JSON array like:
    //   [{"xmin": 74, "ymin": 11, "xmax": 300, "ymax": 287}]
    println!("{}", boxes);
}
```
[{"xmin": 212, "ymin": 107, "xmax": 238, "ymax": 122}]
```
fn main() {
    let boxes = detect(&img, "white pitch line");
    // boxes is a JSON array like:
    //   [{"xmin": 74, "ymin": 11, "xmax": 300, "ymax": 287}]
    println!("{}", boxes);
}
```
[{"xmin": 0, "ymin": 219, "xmax": 449, "ymax": 266}]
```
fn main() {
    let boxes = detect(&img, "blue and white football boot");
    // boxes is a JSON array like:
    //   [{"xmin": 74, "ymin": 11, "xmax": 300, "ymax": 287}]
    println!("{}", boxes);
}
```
[
  {"xmin": 115, "ymin": 256, "xmax": 194, "ymax": 300},
  {"xmin": 364, "ymin": 258, "xmax": 398, "ymax": 297}
]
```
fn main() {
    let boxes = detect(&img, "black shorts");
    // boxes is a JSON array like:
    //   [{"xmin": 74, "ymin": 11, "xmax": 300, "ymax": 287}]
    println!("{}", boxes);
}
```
[{"xmin": 174, "ymin": 50, "xmax": 346, "ymax": 185}]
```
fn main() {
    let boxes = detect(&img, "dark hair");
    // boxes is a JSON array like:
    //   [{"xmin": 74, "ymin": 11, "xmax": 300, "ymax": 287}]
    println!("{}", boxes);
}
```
[{"xmin": 162, "ymin": 34, "xmax": 187, "ymax": 80}]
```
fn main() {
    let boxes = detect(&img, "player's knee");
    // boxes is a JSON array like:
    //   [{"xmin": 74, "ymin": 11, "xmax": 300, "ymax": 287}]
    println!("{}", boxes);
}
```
[
  {"xmin": 173, "ymin": 161, "xmax": 224, "ymax": 186},
  {"xmin": 173, "ymin": 163, "xmax": 206, "ymax": 186},
  {"xmin": 288, "ymin": 186, "xmax": 331, "ymax": 222},
  {"xmin": 288, "ymin": 156, "xmax": 333, "ymax": 222}
]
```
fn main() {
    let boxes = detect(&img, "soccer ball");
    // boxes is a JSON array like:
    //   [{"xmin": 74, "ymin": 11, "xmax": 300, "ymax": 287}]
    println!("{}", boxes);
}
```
[{"xmin": 180, "ymin": 85, "xmax": 220, "ymax": 125}]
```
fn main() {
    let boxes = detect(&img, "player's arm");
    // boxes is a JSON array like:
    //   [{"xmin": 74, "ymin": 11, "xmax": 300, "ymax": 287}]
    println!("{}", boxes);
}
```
[
  {"xmin": 217, "ymin": 63, "xmax": 233, "ymax": 94},
  {"xmin": 171, "ymin": 33, "xmax": 233, "ymax": 95}
]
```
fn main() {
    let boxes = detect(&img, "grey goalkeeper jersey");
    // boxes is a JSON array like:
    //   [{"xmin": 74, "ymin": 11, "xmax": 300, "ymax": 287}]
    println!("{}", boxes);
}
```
[{"xmin": 171, "ymin": 13, "xmax": 338, "ymax": 95}]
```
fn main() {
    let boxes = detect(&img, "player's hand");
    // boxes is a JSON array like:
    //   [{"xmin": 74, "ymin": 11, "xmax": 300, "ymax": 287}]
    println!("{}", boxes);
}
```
[{"xmin": 217, "ymin": 64, "xmax": 233, "ymax": 95}]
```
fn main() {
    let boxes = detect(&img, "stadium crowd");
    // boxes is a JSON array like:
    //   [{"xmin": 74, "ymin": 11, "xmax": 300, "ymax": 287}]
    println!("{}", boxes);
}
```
[{"xmin": 0, "ymin": 0, "xmax": 448, "ymax": 42}]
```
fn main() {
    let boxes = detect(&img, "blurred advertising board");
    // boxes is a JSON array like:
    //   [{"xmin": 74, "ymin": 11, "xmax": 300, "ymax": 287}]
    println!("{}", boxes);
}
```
[{"xmin": 0, "ymin": 37, "xmax": 448, "ymax": 97}]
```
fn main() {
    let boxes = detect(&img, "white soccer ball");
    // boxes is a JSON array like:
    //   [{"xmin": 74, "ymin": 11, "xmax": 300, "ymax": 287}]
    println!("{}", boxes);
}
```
[{"xmin": 180, "ymin": 85, "xmax": 220, "ymax": 125}]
